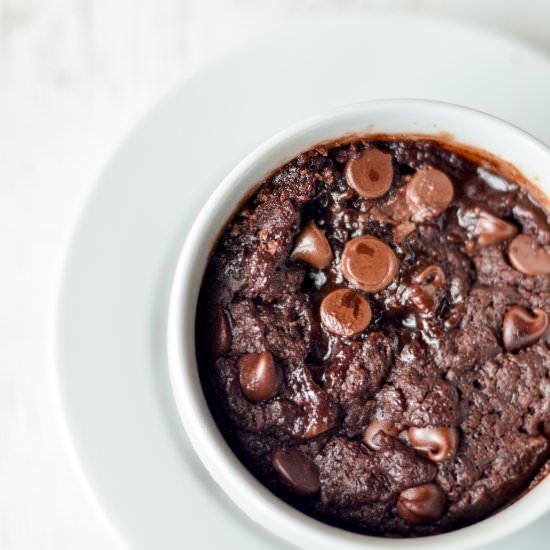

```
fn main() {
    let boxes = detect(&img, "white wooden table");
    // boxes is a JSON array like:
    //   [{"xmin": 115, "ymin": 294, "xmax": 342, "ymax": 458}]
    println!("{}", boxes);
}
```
[{"xmin": 1, "ymin": 1, "xmax": 550, "ymax": 549}]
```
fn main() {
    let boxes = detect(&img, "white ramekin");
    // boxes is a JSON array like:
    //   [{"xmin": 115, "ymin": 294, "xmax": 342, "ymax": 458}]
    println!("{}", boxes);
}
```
[{"xmin": 167, "ymin": 99, "xmax": 550, "ymax": 550}]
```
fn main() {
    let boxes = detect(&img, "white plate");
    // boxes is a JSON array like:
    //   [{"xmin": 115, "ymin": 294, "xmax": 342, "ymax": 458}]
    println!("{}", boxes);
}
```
[{"xmin": 54, "ymin": 15, "xmax": 550, "ymax": 550}]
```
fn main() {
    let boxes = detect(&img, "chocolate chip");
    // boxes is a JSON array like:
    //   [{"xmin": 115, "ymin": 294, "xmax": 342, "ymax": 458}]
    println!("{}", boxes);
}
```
[
  {"xmin": 396, "ymin": 483, "xmax": 446, "ymax": 524},
  {"xmin": 320, "ymin": 288, "xmax": 372, "ymax": 337},
  {"xmin": 272, "ymin": 448, "xmax": 320, "ymax": 495},
  {"xmin": 508, "ymin": 234, "xmax": 550, "ymax": 275},
  {"xmin": 291, "ymin": 220, "xmax": 333, "ymax": 269},
  {"xmin": 363, "ymin": 420, "xmax": 399, "ymax": 450},
  {"xmin": 502, "ymin": 305, "xmax": 548, "ymax": 352},
  {"xmin": 406, "ymin": 166, "xmax": 454, "ymax": 221},
  {"xmin": 345, "ymin": 148, "xmax": 394, "ymax": 199},
  {"xmin": 458, "ymin": 206, "xmax": 518, "ymax": 250},
  {"xmin": 342, "ymin": 236, "xmax": 398, "ymax": 292},
  {"xmin": 209, "ymin": 304, "xmax": 232, "ymax": 356},
  {"xmin": 238, "ymin": 351, "xmax": 283, "ymax": 402},
  {"xmin": 408, "ymin": 427, "xmax": 460, "ymax": 462},
  {"xmin": 414, "ymin": 265, "xmax": 445, "ymax": 288},
  {"xmin": 410, "ymin": 266, "xmax": 447, "ymax": 320}
]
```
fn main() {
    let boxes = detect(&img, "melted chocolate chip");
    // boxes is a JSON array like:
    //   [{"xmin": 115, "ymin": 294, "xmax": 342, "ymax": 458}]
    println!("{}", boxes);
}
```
[
  {"xmin": 272, "ymin": 448, "xmax": 320, "ymax": 495},
  {"xmin": 397, "ymin": 483, "xmax": 446, "ymax": 524},
  {"xmin": 406, "ymin": 286, "xmax": 437, "ymax": 316},
  {"xmin": 292, "ymin": 365, "xmax": 339, "ymax": 440},
  {"xmin": 459, "ymin": 206, "xmax": 518, "ymax": 250},
  {"xmin": 414, "ymin": 265, "xmax": 446, "ymax": 288},
  {"xmin": 320, "ymin": 288, "xmax": 372, "ymax": 337},
  {"xmin": 406, "ymin": 166, "xmax": 454, "ymax": 221},
  {"xmin": 502, "ymin": 305, "xmax": 548, "ymax": 352},
  {"xmin": 291, "ymin": 220, "xmax": 333, "ymax": 269},
  {"xmin": 345, "ymin": 148, "xmax": 394, "ymax": 199},
  {"xmin": 238, "ymin": 351, "xmax": 283, "ymax": 402},
  {"xmin": 508, "ymin": 234, "xmax": 550, "ymax": 275},
  {"xmin": 408, "ymin": 427, "xmax": 460, "ymax": 462},
  {"xmin": 342, "ymin": 236, "xmax": 398, "ymax": 292},
  {"xmin": 363, "ymin": 420, "xmax": 399, "ymax": 450}
]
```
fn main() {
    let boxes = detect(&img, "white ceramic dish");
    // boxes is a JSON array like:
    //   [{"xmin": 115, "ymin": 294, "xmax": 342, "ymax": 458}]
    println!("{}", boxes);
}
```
[
  {"xmin": 167, "ymin": 99, "xmax": 550, "ymax": 550},
  {"xmin": 54, "ymin": 16, "xmax": 550, "ymax": 550}
]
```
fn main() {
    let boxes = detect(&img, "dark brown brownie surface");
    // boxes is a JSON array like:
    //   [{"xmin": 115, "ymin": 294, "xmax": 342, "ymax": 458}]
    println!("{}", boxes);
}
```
[{"xmin": 196, "ymin": 138, "xmax": 550, "ymax": 536}]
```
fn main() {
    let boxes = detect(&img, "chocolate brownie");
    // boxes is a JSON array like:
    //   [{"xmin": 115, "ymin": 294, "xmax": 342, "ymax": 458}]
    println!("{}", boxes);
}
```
[{"xmin": 195, "ymin": 137, "xmax": 550, "ymax": 536}]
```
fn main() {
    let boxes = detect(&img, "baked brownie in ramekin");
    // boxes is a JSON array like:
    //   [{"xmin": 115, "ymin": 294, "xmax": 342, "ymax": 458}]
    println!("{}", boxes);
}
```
[{"xmin": 196, "ymin": 137, "xmax": 550, "ymax": 537}]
